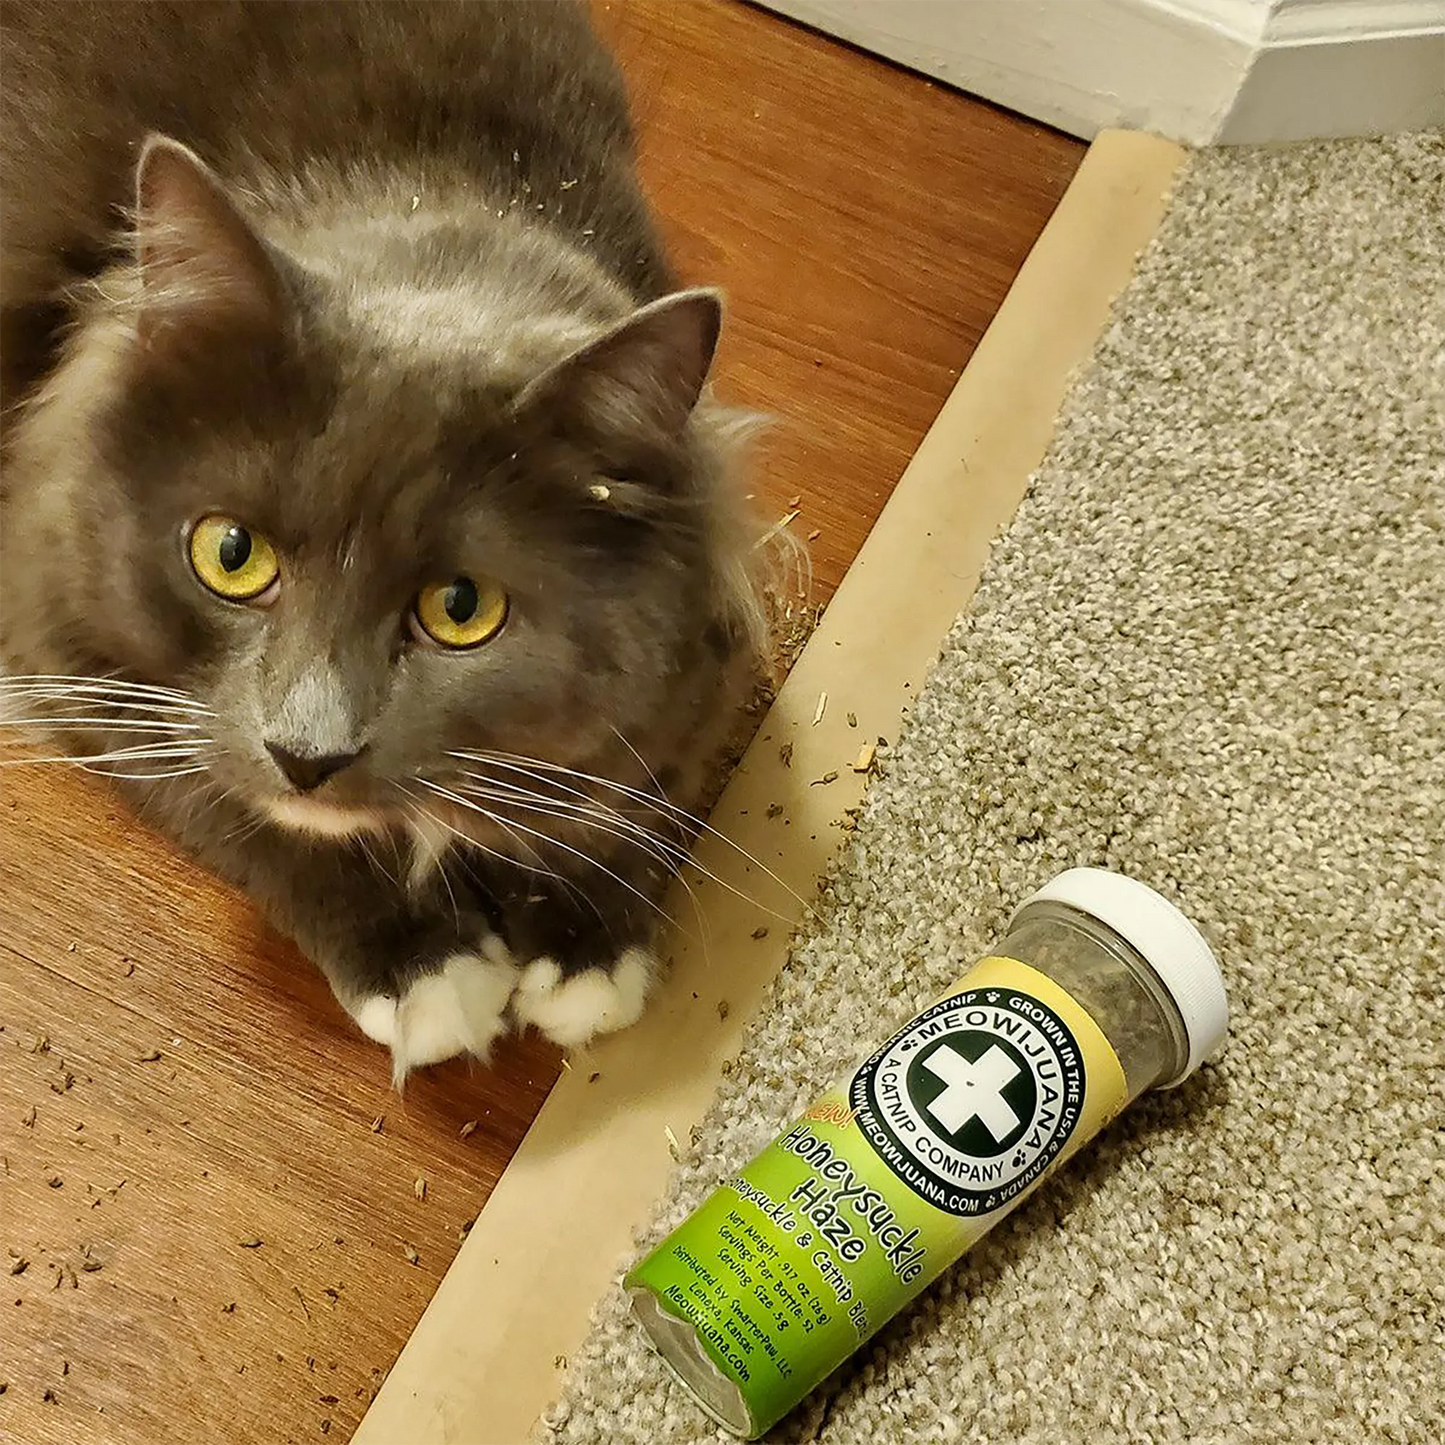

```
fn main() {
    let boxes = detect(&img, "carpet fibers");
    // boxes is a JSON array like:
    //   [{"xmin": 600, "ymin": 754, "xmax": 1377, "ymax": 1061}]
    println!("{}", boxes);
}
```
[{"xmin": 543, "ymin": 133, "xmax": 1445, "ymax": 1444}]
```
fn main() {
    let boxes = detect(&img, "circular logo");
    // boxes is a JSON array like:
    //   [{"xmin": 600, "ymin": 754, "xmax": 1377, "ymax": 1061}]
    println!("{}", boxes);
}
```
[{"xmin": 849, "ymin": 987, "xmax": 1086, "ymax": 1217}]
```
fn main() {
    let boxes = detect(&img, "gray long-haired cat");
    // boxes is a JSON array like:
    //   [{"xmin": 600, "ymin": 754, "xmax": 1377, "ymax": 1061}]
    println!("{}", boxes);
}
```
[{"xmin": 0, "ymin": 0, "xmax": 764, "ymax": 1080}]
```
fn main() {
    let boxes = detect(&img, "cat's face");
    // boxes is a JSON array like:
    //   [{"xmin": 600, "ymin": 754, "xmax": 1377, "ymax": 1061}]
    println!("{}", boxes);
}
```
[{"xmin": 4, "ymin": 139, "xmax": 744, "ymax": 841}]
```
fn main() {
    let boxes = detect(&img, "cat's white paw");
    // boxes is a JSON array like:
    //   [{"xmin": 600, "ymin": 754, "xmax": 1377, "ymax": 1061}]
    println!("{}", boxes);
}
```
[
  {"xmin": 352, "ymin": 994, "xmax": 398, "ymax": 1046},
  {"xmin": 346, "ymin": 938, "xmax": 517, "ymax": 1084},
  {"xmin": 511, "ymin": 948, "xmax": 655, "ymax": 1049}
]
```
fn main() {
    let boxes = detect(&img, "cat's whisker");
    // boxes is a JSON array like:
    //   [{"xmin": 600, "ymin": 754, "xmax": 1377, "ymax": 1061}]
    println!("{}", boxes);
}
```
[
  {"xmin": 451, "ymin": 767, "xmax": 793, "ymax": 928},
  {"xmin": 0, "ymin": 715, "xmax": 209, "ymax": 734},
  {"xmin": 0, "ymin": 762, "xmax": 206, "ymax": 779},
  {"xmin": 88, "ymin": 737, "xmax": 211, "ymax": 754},
  {"xmin": 77, "ymin": 763, "xmax": 209, "ymax": 782},
  {"xmin": 451, "ymin": 776, "xmax": 694, "ymax": 888},
  {"xmin": 452, "ymin": 757, "xmax": 689, "ymax": 855},
  {"xmin": 406, "ymin": 781, "xmax": 596, "ymax": 889},
  {"xmin": 603, "ymin": 726, "xmax": 721, "ymax": 949},
  {"xmin": 1, "ymin": 675, "xmax": 215, "ymax": 715},
  {"xmin": 609, "ymin": 725, "xmax": 679, "ymax": 824},
  {"xmin": 460, "ymin": 747, "xmax": 737, "ymax": 848},
  {"xmin": 3, "ymin": 676, "xmax": 211, "ymax": 698},
  {"xmin": 355, "ymin": 830, "xmax": 403, "ymax": 894},
  {"xmin": 453, "ymin": 748, "xmax": 815, "ymax": 918},
  {"xmin": 3, "ymin": 671, "xmax": 205, "ymax": 696},
  {"xmin": 1, "ymin": 682, "xmax": 216, "ymax": 762},
  {"xmin": 452, "ymin": 769, "xmax": 693, "ymax": 869},
  {"xmin": 1, "ymin": 695, "xmax": 215, "ymax": 720},
  {"xmin": 420, "ymin": 794, "xmax": 597, "ymax": 919},
  {"xmin": 603, "ymin": 726, "xmax": 723, "ymax": 956},
  {"xmin": 482, "ymin": 814, "xmax": 589, "ymax": 900},
  {"xmin": 0, "ymin": 725, "xmax": 212, "ymax": 788},
  {"xmin": 418, "ymin": 778, "xmax": 676, "ymax": 926},
  {"xmin": 447, "ymin": 761, "xmax": 707, "ymax": 876},
  {"xmin": 219, "ymin": 788, "xmax": 275, "ymax": 849},
  {"xmin": 446, "ymin": 776, "xmax": 719, "ymax": 942},
  {"xmin": 350, "ymin": 820, "xmax": 424, "ymax": 901},
  {"xmin": 453, "ymin": 757, "xmax": 704, "ymax": 872},
  {"xmin": 435, "ymin": 850, "xmax": 463, "ymax": 931},
  {"xmin": 446, "ymin": 773, "xmax": 711, "ymax": 938},
  {"xmin": 392, "ymin": 782, "xmax": 565, "ymax": 883},
  {"xmin": 0, "ymin": 677, "xmax": 217, "ymax": 789},
  {"xmin": 0, "ymin": 744, "xmax": 210, "ymax": 767}
]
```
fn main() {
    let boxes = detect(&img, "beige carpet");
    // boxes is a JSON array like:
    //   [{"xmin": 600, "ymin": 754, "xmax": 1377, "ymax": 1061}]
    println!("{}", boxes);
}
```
[{"xmin": 542, "ymin": 133, "xmax": 1445, "ymax": 1445}]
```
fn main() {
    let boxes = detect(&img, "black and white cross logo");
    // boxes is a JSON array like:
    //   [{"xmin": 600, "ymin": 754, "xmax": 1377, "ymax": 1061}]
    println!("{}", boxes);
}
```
[
  {"xmin": 851, "ymin": 986, "xmax": 1084, "ymax": 1216},
  {"xmin": 921, "ymin": 1042, "xmax": 1023, "ymax": 1141}
]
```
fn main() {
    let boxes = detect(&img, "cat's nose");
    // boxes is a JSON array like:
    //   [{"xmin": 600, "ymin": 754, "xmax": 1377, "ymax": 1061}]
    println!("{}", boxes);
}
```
[{"xmin": 265, "ymin": 741, "xmax": 364, "ymax": 793}]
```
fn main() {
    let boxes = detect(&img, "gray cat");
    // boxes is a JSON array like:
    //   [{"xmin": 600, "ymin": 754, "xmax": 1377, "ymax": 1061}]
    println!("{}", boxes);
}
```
[{"xmin": 0, "ymin": 0, "xmax": 763, "ymax": 1079}]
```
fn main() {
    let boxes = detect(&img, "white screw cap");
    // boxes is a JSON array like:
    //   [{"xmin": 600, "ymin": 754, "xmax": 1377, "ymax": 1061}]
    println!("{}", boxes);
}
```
[{"xmin": 1012, "ymin": 868, "xmax": 1229, "ymax": 1087}]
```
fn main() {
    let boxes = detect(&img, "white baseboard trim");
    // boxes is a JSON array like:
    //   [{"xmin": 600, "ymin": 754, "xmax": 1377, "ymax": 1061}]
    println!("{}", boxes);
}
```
[
  {"xmin": 755, "ymin": 0, "xmax": 1255, "ymax": 144},
  {"xmin": 756, "ymin": 0, "xmax": 1445, "ymax": 144},
  {"xmin": 1224, "ymin": 4, "xmax": 1445, "ymax": 141},
  {"xmin": 1267, "ymin": 1, "xmax": 1445, "ymax": 45}
]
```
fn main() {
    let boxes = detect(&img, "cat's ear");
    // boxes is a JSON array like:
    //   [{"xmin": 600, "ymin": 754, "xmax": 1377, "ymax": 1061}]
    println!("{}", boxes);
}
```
[
  {"xmin": 133, "ymin": 135, "xmax": 287, "ymax": 348},
  {"xmin": 518, "ymin": 289, "xmax": 723, "ymax": 443}
]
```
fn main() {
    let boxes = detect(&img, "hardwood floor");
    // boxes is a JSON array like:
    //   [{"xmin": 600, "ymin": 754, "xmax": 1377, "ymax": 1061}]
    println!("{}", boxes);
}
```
[{"xmin": 0, "ymin": 4, "xmax": 1082, "ymax": 1442}]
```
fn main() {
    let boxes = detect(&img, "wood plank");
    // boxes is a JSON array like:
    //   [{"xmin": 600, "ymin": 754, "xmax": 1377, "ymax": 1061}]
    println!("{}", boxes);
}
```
[
  {"xmin": 0, "ymin": 3, "xmax": 1081, "ymax": 1441},
  {"xmin": 354, "ymin": 130, "xmax": 1185, "ymax": 1445},
  {"xmin": 0, "ymin": 766, "xmax": 556, "ymax": 1445}
]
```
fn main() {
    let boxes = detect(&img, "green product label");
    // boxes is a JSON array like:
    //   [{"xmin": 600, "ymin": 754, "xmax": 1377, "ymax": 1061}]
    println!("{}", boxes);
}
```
[{"xmin": 625, "ymin": 957, "xmax": 1128, "ymax": 1438}]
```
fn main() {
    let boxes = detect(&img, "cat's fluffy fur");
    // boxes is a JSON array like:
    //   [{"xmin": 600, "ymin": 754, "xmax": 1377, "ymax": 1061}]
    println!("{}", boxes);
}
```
[{"xmin": 0, "ymin": 1, "xmax": 762, "ymax": 1078}]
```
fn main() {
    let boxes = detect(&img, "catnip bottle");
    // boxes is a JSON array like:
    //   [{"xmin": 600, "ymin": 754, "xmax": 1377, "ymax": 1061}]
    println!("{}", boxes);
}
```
[{"xmin": 626, "ymin": 868, "xmax": 1229, "ymax": 1438}]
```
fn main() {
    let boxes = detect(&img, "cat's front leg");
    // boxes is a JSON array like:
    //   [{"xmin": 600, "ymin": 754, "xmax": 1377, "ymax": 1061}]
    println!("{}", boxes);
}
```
[
  {"xmin": 170, "ymin": 812, "xmax": 520, "ymax": 1081},
  {"xmin": 511, "ymin": 948, "xmax": 655, "ymax": 1050},
  {"xmin": 487, "ymin": 861, "xmax": 667, "ymax": 1050},
  {"xmin": 338, "ymin": 923, "xmax": 520, "ymax": 1085},
  {"xmin": 286, "ymin": 891, "xmax": 523, "ymax": 1083}
]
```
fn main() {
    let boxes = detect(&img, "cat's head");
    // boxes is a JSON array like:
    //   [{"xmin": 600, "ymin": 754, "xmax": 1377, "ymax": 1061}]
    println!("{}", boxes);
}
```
[{"xmin": 2, "ymin": 137, "xmax": 759, "ymax": 839}]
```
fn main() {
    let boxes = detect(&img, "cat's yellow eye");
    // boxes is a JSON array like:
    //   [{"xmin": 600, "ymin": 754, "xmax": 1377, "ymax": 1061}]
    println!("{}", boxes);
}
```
[
  {"xmin": 189, "ymin": 516, "xmax": 280, "ymax": 601},
  {"xmin": 412, "ymin": 576, "xmax": 509, "ymax": 650}
]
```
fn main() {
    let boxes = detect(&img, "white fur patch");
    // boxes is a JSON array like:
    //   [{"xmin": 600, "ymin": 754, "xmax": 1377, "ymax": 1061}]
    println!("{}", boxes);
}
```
[
  {"xmin": 406, "ymin": 815, "xmax": 452, "ymax": 891},
  {"xmin": 265, "ymin": 795, "xmax": 385, "ymax": 839},
  {"xmin": 390, "ymin": 950, "xmax": 518, "ymax": 1085},
  {"xmin": 270, "ymin": 664, "xmax": 353, "ymax": 747},
  {"xmin": 351, "ymin": 994, "xmax": 397, "ymax": 1046},
  {"xmin": 478, "ymin": 932, "xmax": 515, "ymax": 969},
  {"xmin": 512, "ymin": 948, "xmax": 655, "ymax": 1049}
]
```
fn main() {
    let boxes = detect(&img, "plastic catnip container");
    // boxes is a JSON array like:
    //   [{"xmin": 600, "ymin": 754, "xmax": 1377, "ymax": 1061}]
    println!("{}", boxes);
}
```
[{"xmin": 626, "ymin": 868, "xmax": 1229, "ymax": 1438}]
